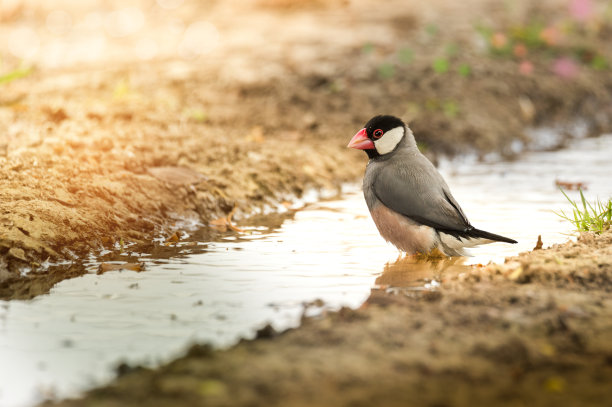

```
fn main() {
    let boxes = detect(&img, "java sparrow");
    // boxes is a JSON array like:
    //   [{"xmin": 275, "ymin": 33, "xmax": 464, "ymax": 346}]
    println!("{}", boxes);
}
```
[{"xmin": 348, "ymin": 115, "xmax": 517, "ymax": 256}]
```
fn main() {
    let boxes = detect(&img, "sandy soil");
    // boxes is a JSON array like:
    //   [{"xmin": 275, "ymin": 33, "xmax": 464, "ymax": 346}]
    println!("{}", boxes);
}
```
[
  {"xmin": 48, "ymin": 230, "xmax": 612, "ymax": 407},
  {"xmin": 0, "ymin": 0, "xmax": 611, "ymax": 405}
]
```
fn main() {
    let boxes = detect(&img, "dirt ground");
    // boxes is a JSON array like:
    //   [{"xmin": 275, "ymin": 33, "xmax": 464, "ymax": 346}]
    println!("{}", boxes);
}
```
[{"xmin": 1, "ymin": 0, "xmax": 611, "ymax": 405}]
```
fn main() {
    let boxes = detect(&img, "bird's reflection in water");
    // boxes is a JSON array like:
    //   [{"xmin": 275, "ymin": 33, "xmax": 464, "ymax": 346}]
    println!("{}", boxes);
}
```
[{"xmin": 374, "ymin": 251, "xmax": 472, "ymax": 290}]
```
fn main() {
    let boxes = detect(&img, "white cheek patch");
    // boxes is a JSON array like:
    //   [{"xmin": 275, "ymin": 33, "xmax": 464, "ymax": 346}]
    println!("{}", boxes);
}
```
[{"xmin": 374, "ymin": 126, "xmax": 404, "ymax": 155}]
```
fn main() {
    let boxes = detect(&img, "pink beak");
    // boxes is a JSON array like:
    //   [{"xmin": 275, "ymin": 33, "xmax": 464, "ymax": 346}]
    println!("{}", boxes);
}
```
[{"xmin": 347, "ymin": 128, "xmax": 374, "ymax": 150}]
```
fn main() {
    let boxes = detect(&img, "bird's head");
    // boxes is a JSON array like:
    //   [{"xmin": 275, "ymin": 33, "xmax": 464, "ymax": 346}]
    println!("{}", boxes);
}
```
[{"xmin": 347, "ymin": 115, "xmax": 410, "ymax": 158}]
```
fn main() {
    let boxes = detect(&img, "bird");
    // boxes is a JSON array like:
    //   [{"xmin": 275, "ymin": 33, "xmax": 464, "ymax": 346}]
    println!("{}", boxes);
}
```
[{"xmin": 347, "ymin": 115, "xmax": 517, "ymax": 257}]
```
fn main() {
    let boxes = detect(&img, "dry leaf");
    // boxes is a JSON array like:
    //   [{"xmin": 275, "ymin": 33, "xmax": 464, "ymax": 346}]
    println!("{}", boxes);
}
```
[
  {"xmin": 225, "ymin": 204, "xmax": 245, "ymax": 233},
  {"xmin": 555, "ymin": 180, "xmax": 587, "ymax": 190},
  {"xmin": 209, "ymin": 216, "xmax": 229, "ymax": 232},
  {"xmin": 209, "ymin": 205, "xmax": 245, "ymax": 233},
  {"xmin": 165, "ymin": 232, "xmax": 180, "ymax": 244},
  {"xmin": 533, "ymin": 235, "xmax": 543, "ymax": 251}
]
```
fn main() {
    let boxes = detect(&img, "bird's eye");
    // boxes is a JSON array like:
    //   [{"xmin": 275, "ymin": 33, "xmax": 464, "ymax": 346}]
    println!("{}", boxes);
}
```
[{"xmin": 373, "ymin": 129, "xmax": 384, "ymax": 139}]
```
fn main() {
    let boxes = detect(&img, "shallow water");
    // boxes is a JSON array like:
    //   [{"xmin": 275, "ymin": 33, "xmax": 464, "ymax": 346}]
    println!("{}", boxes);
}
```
[{"xmin": 1, "ymin": 134, "xmax": 612, "ymax": 407}]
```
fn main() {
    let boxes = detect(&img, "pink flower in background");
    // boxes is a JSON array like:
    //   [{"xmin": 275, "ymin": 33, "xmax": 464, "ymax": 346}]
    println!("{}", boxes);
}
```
[
  {"xmin": 491, "ymin": 32, "xmax": 508, "ymax": 49},
  {"xmin": 540, "ymin": 26, "xmax": 561, "ymax": 46},
  {"xmin": 569, "ymin": 0, "xmax": 594, "ymax": 22},
  {"xmin": 552, "ymin": 57, "xmax": 579, "ymax": 79},
  {"xmin": 519, "ymin": 60, "xmax": 534, "ymax": 75},
  {"xmin": 513, "ymin": 43, "xmax": 528, "ymax": 59}
]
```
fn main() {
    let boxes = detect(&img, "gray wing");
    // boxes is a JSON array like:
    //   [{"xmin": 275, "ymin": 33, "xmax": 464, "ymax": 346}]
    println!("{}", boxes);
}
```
[{"xmin": 372, "ymin": 155, "xmax": 472, "ymax": 235}]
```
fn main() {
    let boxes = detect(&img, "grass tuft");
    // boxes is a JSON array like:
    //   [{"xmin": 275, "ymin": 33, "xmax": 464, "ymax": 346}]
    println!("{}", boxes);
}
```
[
  {"xmin": 555, "ymin": 188, "xmax": 612, "ymax": 233},
  {"xmin": 0, "ymin": 66, "xmax": 33, "ymax": 85},
  {"xmin": 377, "ymin": 63, "xmax": 395, "ymax": 79}
]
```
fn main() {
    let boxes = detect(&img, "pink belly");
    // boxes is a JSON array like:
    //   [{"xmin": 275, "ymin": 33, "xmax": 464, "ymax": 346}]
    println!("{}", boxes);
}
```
[{"xmin": 370, "ymin": 204, "xmax": 436, "ymax": 254}]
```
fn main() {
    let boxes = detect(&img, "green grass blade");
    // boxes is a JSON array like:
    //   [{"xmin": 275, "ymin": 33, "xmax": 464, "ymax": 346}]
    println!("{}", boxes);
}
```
[
  {"xmin": 556, "ymin": 187, "xmax": 612, "ymax": 233},
  {"xmin": 0, "ymin": 66, "xmax": 33, "ymax": 85}
]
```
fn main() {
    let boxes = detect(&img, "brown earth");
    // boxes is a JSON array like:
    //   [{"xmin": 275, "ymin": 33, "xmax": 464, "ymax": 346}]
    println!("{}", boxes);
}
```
[
  {"xmin": 49, "ymin": 230, "xmax": 612, "ymax": 407},
  {"xmin": 0, "ymin": 0, "xmax": 612, "ymax": 405}
]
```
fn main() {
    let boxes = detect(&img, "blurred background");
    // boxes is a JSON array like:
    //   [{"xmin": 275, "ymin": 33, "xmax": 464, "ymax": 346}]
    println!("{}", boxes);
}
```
[
  {"xmin": 1, "ymin": 2, "xmax": 612, "ymax": 406},
  {"xmin": 2, "ymin": 0, "xmax": 611, "ymax": 156}
]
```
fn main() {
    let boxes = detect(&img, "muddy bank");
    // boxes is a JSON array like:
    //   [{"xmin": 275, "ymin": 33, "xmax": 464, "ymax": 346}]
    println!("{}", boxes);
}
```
[
  {"xmin": 2, "ymin": 0, "xmax": 612, "ymax": 296},
  {"xmin": 47, "ymin": 230, "xmax": 612, "ymax": 407}
]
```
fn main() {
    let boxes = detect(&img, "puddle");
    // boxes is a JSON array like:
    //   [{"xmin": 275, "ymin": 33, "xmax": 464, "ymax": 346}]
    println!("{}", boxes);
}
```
[{"xmin": 1, "ymin": 134, "xmax": 612, "ymax": 407}]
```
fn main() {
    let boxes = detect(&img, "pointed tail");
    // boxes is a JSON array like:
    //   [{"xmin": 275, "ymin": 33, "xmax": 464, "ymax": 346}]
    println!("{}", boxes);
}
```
[{"xmin": 467, "ymin": 228, "xmax": 517, "ymax": 244}]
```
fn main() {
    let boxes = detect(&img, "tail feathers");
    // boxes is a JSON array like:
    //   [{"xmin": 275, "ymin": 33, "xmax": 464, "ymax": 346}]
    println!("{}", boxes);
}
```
[{"xmin": 466, "ymin": 227, "xmax": 517, "ymax": 244}]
